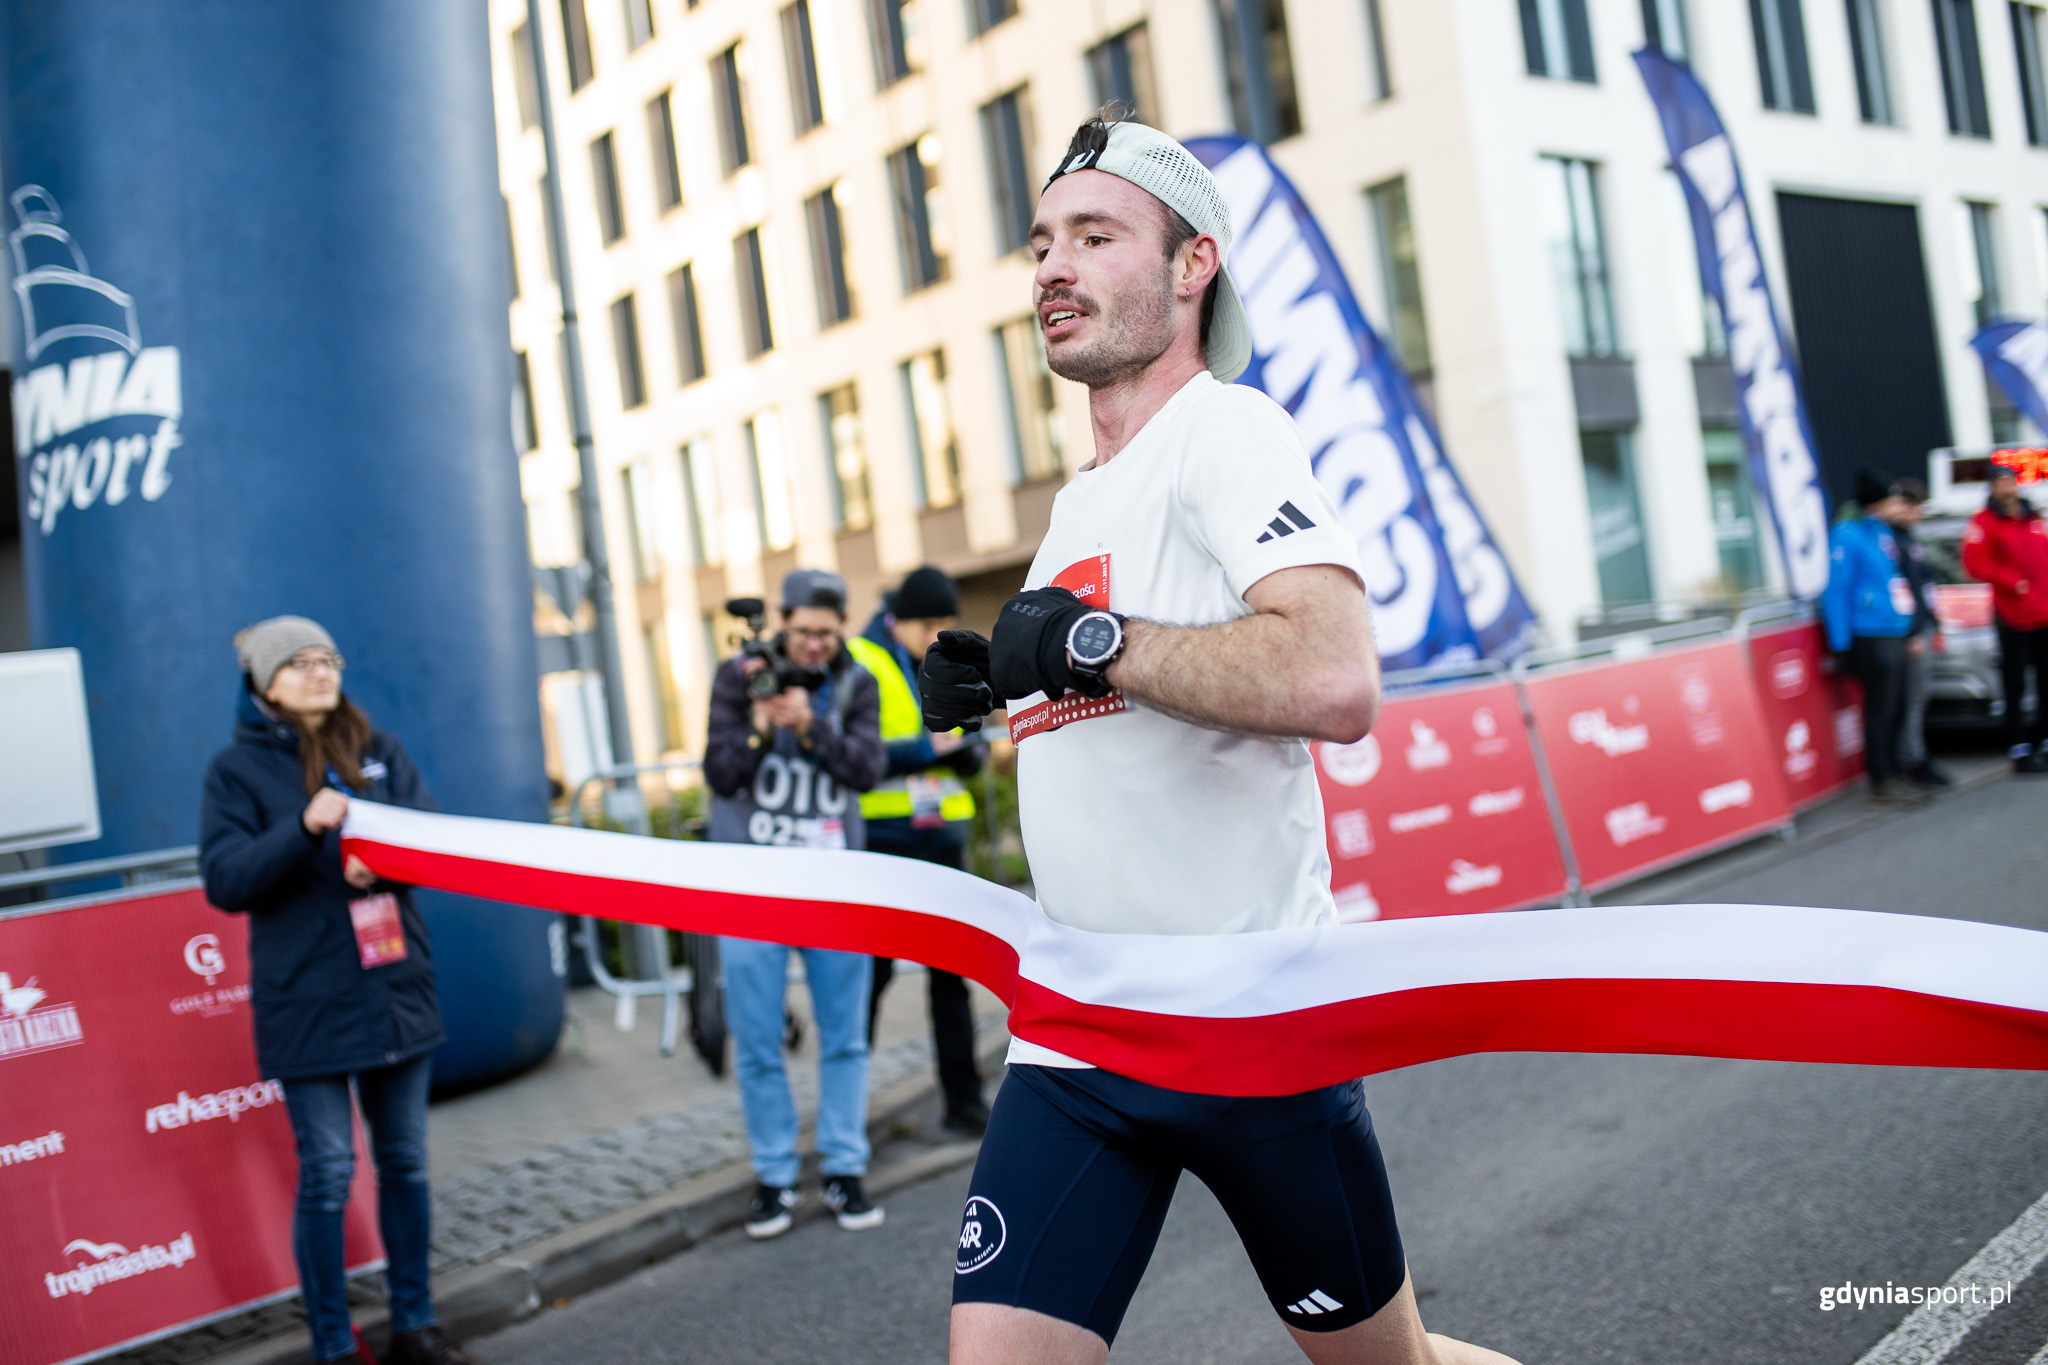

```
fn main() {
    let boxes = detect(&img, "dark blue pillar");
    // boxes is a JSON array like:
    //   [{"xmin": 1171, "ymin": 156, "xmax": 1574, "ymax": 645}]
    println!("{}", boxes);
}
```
[{"xmin": 2, "ymin": 1, "xmax": 563, "ymax": 1084}]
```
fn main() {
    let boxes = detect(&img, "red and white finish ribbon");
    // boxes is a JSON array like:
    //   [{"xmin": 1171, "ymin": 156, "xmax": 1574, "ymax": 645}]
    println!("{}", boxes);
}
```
[{"xmin": 342, "ymin": 801, "xmax": 2048, "ymax": 1097}]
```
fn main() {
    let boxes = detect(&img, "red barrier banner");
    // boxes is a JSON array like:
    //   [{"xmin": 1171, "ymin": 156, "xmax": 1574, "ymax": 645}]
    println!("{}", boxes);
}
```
[
  {"xmin": 1, "ymin": 886, "xmax": 381, "ymax": 1365},
  {"xmin": 1522, "ymin": 641, "xmax": 1794, "ymax": 892},
  {"xmin": 1314, "ymin": 679, "xmax": 1570, "ymax": 920},
  {"xmin": 1744, "ymin": 622, "xmax": 1867, "ymax": 809}
]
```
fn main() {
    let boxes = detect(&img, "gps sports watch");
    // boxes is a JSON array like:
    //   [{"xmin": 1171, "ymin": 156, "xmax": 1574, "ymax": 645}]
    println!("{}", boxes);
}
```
[{"xmin": 1065, "ymin": 610, "xmax": 1126, "ymax": 698}]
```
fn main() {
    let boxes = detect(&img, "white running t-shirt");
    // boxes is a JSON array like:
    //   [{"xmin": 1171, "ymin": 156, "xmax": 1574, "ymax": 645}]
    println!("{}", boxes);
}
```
[{"xmin": 1007, "ymin": 371, "xmax": 1365, "ymax": 1068}]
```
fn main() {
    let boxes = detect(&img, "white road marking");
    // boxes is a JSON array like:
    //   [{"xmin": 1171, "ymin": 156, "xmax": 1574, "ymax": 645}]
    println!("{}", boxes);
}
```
[{"xmin": 1854, "ymin": 1186, "xmax": 2048, "ymax": 1365}]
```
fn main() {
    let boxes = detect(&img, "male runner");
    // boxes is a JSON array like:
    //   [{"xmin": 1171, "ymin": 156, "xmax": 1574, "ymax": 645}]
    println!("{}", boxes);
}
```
[{"xmin": 918, "ymin": 115, "xmax": 1518, "ymax": 1365}]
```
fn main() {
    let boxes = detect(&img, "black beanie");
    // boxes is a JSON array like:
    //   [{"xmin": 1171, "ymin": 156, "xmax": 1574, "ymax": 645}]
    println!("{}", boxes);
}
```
[
  {"xmin": 1853, "ymin": 467, "xmax": 1892, "ymax": 508},
  {"xmin": 893, "ymin": 565, "xmax": 959, "ymax": 620}
]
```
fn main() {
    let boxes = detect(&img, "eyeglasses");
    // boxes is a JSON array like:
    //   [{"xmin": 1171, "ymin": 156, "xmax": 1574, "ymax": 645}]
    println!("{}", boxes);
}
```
[{"xmin": 284, "ymin": 651, "xmax": 345, "ymax": 675}]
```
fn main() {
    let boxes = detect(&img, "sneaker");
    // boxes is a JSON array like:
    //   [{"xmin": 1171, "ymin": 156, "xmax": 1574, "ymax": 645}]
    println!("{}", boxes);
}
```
[
  {"xmin": 1907, "ymin": 762, "xmax": 1953, "ymax": 788},
  {"xmin": 1869, "ymin": 779, "xmax": 1928, "ymax": 806},
  {"xmin": 942, "ymin": 1099, "xmax": 991, "ymax": 1138},
  {"xmin": 383, "ymin": 1326, "xmax": 478, "ymax": 1365},
  {"xmin": 821, "ymin": 1174, "xmax": 885, "ymax": 1231},
  {"xmin": 746, "ymin": 1183, "xmax": 800, "ymax": 1239}
]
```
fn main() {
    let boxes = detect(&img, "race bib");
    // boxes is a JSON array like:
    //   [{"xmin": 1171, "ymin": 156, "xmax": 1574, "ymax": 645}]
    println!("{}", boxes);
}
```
[
  {"xmin": 348, "ymin": 893, "xmax": 408, "ymax": 968},
  {"xmin": 797, "ymin": 817, "xmax": 847, "ymax": 849},
  {"xmin": 908, "ymin": 775, "xmax": 947, "ymax": 828},
  {"xmin": 1889, "ymin": 577, "xmax": 1914, "ymax": 616}
]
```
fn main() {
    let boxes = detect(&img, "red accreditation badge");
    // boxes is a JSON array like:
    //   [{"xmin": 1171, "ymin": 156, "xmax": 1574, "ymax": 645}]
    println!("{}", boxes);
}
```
[{"xmin": 348, "ymin": 893, "xmax": 409, "ymax": 968}]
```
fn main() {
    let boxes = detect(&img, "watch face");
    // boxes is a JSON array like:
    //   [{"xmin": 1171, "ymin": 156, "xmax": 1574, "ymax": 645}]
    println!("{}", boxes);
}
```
[{"xmin": 1071, "ymin": 613, "xmax": 1119, "ymax": 666}]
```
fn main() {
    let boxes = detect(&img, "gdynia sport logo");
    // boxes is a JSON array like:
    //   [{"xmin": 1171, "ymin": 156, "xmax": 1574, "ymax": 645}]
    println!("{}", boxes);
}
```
[
  {"xmin": 43, "ymin": 1232, "xmax": 197, "ymax": 1299},
  {"xmin": 10, "ymin": 184, "xmax": 184, "ymax": 537}
]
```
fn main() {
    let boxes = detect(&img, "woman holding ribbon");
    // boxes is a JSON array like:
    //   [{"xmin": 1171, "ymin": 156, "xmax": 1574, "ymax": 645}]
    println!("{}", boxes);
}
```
[{"xmin": 198, "ymin": 616, "xmax": 472, "ymax": 1365}]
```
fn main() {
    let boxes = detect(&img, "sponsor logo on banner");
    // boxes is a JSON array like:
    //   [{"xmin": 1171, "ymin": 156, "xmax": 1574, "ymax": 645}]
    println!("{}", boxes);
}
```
[
  {"xmin": 1834, "ymin": 707, "xmax": 1865, "ymax": 757},
  {"xmin": 1388, "ymin": 804, "xmax": 1452, "ymax": 833},
  {"xmin": 1405, "ymin": 720, "xmax": 1450, "ymax": 770},
  {"xmin": 10, "ymin": 186, "xmax": 185, "ymax": 538},
  {"xmin": 0, "ymin": 1130, "xmax": 66, "ymax": 1168},
  {"xmin": 0, "ymin": 970, "xmax": 83, "ymax": 1061},
  {"xmin": 1699, "ymin": 779, "xmax": 1754, "ymax": 813},
  {"xmin": 1332, "ymin": 883, "xmax": 1381, "ymax": 922},
  {"xmin": 1468, "ymin": 787, "xmax": 1526, "ymax": 817},
  {"xmin": 42, "ymin": 1232, "xmax": 197, "ymax": 1299},
  {"xmin": 1471, "ymin": 706, "xmax": 1510, "ymax": 756},
  {"xmin": 1319, "ymin": 734, "xmax": 1381, "ymax": 787},
  {"xmin": 1605, "ymin": 802, "xmax": 1668, "ymax": 846},
  {"xmin": 1770, "ymin": 650, "xmax": 1808, "ymax": 698},
  {"xmin": 1445, "ymin": 860, "xmax": 1503, "ymax": 895},
  {"xmin": 1784, "ymin": 721, "xmax": 1818, "ymax": 779},
  {"xmin": 1328, "ymin": 810, "xmax": 1374, "ymax": 859},
  {"xmin": 144, "ymin": 1080, "xmax": 285, "ymax": 1134},
  {"xmin": 170, "ymin": 931, "xmax": 251, "ymax": 1016},
  {"xmin": 1677, "ymin": 663, "xmax": 1726, "ymax": 749},
  {"xmin": 1569, "ymin": 707, "xmax": 1649, "ymax": 756},
  {"xmin": 184, "ymin": 934, "xmax": 225, "ymax": 984}
]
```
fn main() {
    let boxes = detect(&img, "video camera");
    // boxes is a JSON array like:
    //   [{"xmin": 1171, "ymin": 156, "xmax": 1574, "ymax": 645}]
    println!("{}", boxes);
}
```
[{"xmin": 724, "ymin": 597, "xmax": 831, "ymax": 701}]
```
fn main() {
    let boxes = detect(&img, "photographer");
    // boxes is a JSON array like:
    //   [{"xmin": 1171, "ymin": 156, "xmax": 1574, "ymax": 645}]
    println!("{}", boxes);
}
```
[{"xmin": 704, "ymin": 570, "xmax": 888, "ymax": 1239}]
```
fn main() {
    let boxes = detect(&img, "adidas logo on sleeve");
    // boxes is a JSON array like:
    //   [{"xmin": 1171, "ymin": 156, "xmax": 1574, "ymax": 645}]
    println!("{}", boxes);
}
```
[{"xmin": 1256, "ymin": 501, "xmax": 1318, "ymax": 543}]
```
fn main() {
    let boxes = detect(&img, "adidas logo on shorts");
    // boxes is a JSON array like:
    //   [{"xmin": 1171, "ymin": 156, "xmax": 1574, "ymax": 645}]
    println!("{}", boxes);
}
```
[
  {"xmin": 1256, "ymin": 501, "xmax": 1318, "ymax": 543},
  {"xmin": 1285, "ymin": 1289, "xmax": 1345, "ymax": 1316}
]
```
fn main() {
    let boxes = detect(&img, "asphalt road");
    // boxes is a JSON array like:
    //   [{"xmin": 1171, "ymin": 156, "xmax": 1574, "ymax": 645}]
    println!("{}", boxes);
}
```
[{"xmin": 469, "ymin": 773, "xmax": 2048, "ymax": 1365}]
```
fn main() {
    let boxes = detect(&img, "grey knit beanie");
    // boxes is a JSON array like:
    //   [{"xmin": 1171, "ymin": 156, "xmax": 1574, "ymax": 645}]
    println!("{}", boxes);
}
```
[{"xmin": 234, "ymin": 616, "xmax": 338, "ymax": 690}]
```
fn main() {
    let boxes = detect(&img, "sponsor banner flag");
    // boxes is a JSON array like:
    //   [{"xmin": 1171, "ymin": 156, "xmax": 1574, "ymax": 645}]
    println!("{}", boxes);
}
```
[
  {"xmin": 1972, "ymin": 320, "xmax": 2048, "ymax": 436},
  {"xmin": 1, "ymin": 887, "xmax": 380, "ymax": 1365},
  {"xmin": 344, "ymin": 801, "xmax": 2048, "ymax": 1097},
  {"xmin": 1314, "ymin": 679, "xmax": 1570, "ymax": 920},
  {"xmin": 1522, "ymin": 639, "xmax": 1794, "ymax": 891},
  {"xmin": 1635, "ymin": 49, "xmax": 1832, "ymax": 600},
  {"xmin": 1744, "ymin": 621, "xmax": 1866, "ymax": 810},
  {"xmin": 1186, "ymin": 135, "xmax": 1539, "ymax": 669}
]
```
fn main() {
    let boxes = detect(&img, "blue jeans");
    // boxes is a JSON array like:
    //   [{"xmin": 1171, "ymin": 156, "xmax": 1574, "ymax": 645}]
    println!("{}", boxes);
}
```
[
  {"xmin": 720, "ymin": 938, "xmax": 873, "ymax": 1187},
  {"xmin": 281, "ymin": 1055, "xmax": 436, "ymax": 1361}
]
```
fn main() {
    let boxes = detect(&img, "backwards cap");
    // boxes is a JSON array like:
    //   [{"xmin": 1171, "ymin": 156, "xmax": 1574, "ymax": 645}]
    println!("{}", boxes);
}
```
[{"xmin": 1043, "ymin": 120, "xmax": 1253, "ymax": 383}]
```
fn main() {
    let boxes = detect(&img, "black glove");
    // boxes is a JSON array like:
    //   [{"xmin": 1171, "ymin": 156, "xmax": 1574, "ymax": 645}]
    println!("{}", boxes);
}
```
[
  {"xmin": 990, "ymin": 586, "xmax": 1094, "ymax": 701},
  {"xmin": 919, "ymin": 630, "xmax": 995, "ymax": 733}
]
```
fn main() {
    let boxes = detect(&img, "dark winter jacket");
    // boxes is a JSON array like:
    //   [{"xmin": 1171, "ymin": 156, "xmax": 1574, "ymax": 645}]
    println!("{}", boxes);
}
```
[
  {"xmin": 199, "ymin": 687, "xmax": 444, "ymax": 1079},
  {"xmin": 704, "ymin": 642, "xmax": 884, "ymax": 849}
]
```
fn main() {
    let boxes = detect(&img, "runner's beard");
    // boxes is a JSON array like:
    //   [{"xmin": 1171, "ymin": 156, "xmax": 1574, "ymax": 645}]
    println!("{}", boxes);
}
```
[{"xmin": 1043, "ymin": 264, "xmax": 1177, "ymax": 388}]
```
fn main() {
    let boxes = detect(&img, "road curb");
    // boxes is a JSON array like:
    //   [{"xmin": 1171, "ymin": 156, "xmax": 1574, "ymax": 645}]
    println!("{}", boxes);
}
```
[{"xmin": 207, "ymin": 1036, "xmax": 1006, "ymax": 1363}]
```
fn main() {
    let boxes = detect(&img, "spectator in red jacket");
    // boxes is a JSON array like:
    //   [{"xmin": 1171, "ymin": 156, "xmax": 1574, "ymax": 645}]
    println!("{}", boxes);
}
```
[{"xmin": 1960, "ymin": 463, "xmax": 2048, "ymax": 773}]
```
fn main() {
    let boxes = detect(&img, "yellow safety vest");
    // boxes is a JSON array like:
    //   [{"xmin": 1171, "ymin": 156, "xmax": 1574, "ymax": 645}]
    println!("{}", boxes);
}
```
[{"xmin": 844, "ymin": 633, "xmax": 977, "ymax": 823}]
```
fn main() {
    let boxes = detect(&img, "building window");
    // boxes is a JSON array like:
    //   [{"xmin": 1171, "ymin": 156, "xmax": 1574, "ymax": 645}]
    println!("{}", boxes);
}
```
[
  {"xmin": 669, "ymin": 264, "xmax": 707, "ymax": 384},
  {"xmin": 648, "ymin": 92, "xmax": 684, "ymax": 210},
  {"xmin": 901, "ymin": 349, "xmax": 961, "ymax": 509},
  {"xmin": 783, "ymin": 0, "xmax": 827, "ymax": 133},
  {"xmin": 1964, "ymin": 200, "xmax": 2004, "ymax": 327},
  {"xmin": 995, "ymin": 317, "xmax": 1064, "ymax": 484},
  {"xmin": 735, "ymin": 228, "xmax": 775, "ymax": 357},
  {"xmin": 1542, "ymin": 157, "xmax": 1619, "ymax": 358},
  {"xmin": 889, "ymin": 135, "xmax": 951, "ymax": 291},
  {"xmin": 1702, "ymin": 429, "xmax": 1764, "ymax": 592},
  {"xmin": 1640, "ymin": 0, "xmax": 1688, "ymax": 60},
  {"xmin": 611, "ymin": 294, "xmax": 647, "ymax": 408},
  {"xmin": 712, "ymin": 44, "xmax": 753, "ymax": 174},
  {"xmin": 1519, "ymin": 0, "xmax": 1596, "ymax": 82},
  {"xmin": 819, "ymin": 384, "xmax": 873, "ymax": 530},
  {"xmin": 623, "ymin": 0, "xmax": 655, "ymax": 48},
  {"xmin": 1216, "ymin": 0, "xmax": 1303, "ymax": 142},
  {"xmin": 983, "ymin": 88, "xmax": 1036, "ymax": 256},
  {"xmin": 590, "ymin": 131, "xmax": 626, "ymax": 243},
  {"xmin": 560, "ymin": 0, "xmax": 596, "ymax": 90},
  {"xmin": 1749, "ymin": 0, "xmax": 1814, "ymax": 111},
  {"xmin": 2013, "ymin": 2, "xmax": 2048, "ymax": 145},
  {"xmin": 1933, "ymin": 0, "xmax": 1992, "ymax": 135},
  {"xmin": 1364, "ymin": 176, "xmax": 1433, "ymax": 380},
  {"xmin": 514, "ymin": 351, "xmax": 539, "ymax": 451},
  {"xmin": 623, "ymin": 457, "xmax": 662, "ymax": 581},
  {"xmin": 681, "ymin": 435, "xmax": 721, "ymax": 565},
  {"xmin": 747, "ymin": 410, "xmax": 797, "ymax": 552},
  {"xmin": 1844, "ymin": 0, "xmax": 1895, "ymax": 124},
  {"xmin": 968, "ymin": 0, "xmax": 1018, "ymax": 37},
  {"xmin": 643, "ymin": 622, "xmax": 684, "ymax": 752},
  {"xmin": 510, "ymin": 24, "xmax": 541, "ymax": 128},
  {"xmin": 1088, "ymin": 25, "xmax": 1161, "ymax": 120},
  {"xmin": 1581, "ymin": 430, "xmax": 1652, "ymax": 604},
  {"xmin": 806, "ymin": 186, "xmax": 855, "ymax": 327},
  {"xmin": 868, "ymin": 0, "xmax": 926, "ymax": 85},
  {"xmin": 1362, "ymin": 0, "xmax": 1393, "ymax": 99}
]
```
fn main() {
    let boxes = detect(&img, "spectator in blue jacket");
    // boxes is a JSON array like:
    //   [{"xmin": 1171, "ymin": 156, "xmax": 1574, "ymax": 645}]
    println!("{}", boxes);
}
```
[
  {"xmin": 199, "ymin": 617, "xmax": 473, "ymax": 1365},
  {"xmin": 1823, "ymin": 472, "xmax": 1921, "ymax": 805}
]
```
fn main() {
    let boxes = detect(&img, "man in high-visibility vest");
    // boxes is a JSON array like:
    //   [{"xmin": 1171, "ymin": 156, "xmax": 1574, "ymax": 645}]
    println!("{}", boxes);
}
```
[{"xmin": 846, "ymin": 565, "xmax": 990, "ymax": 1134}]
